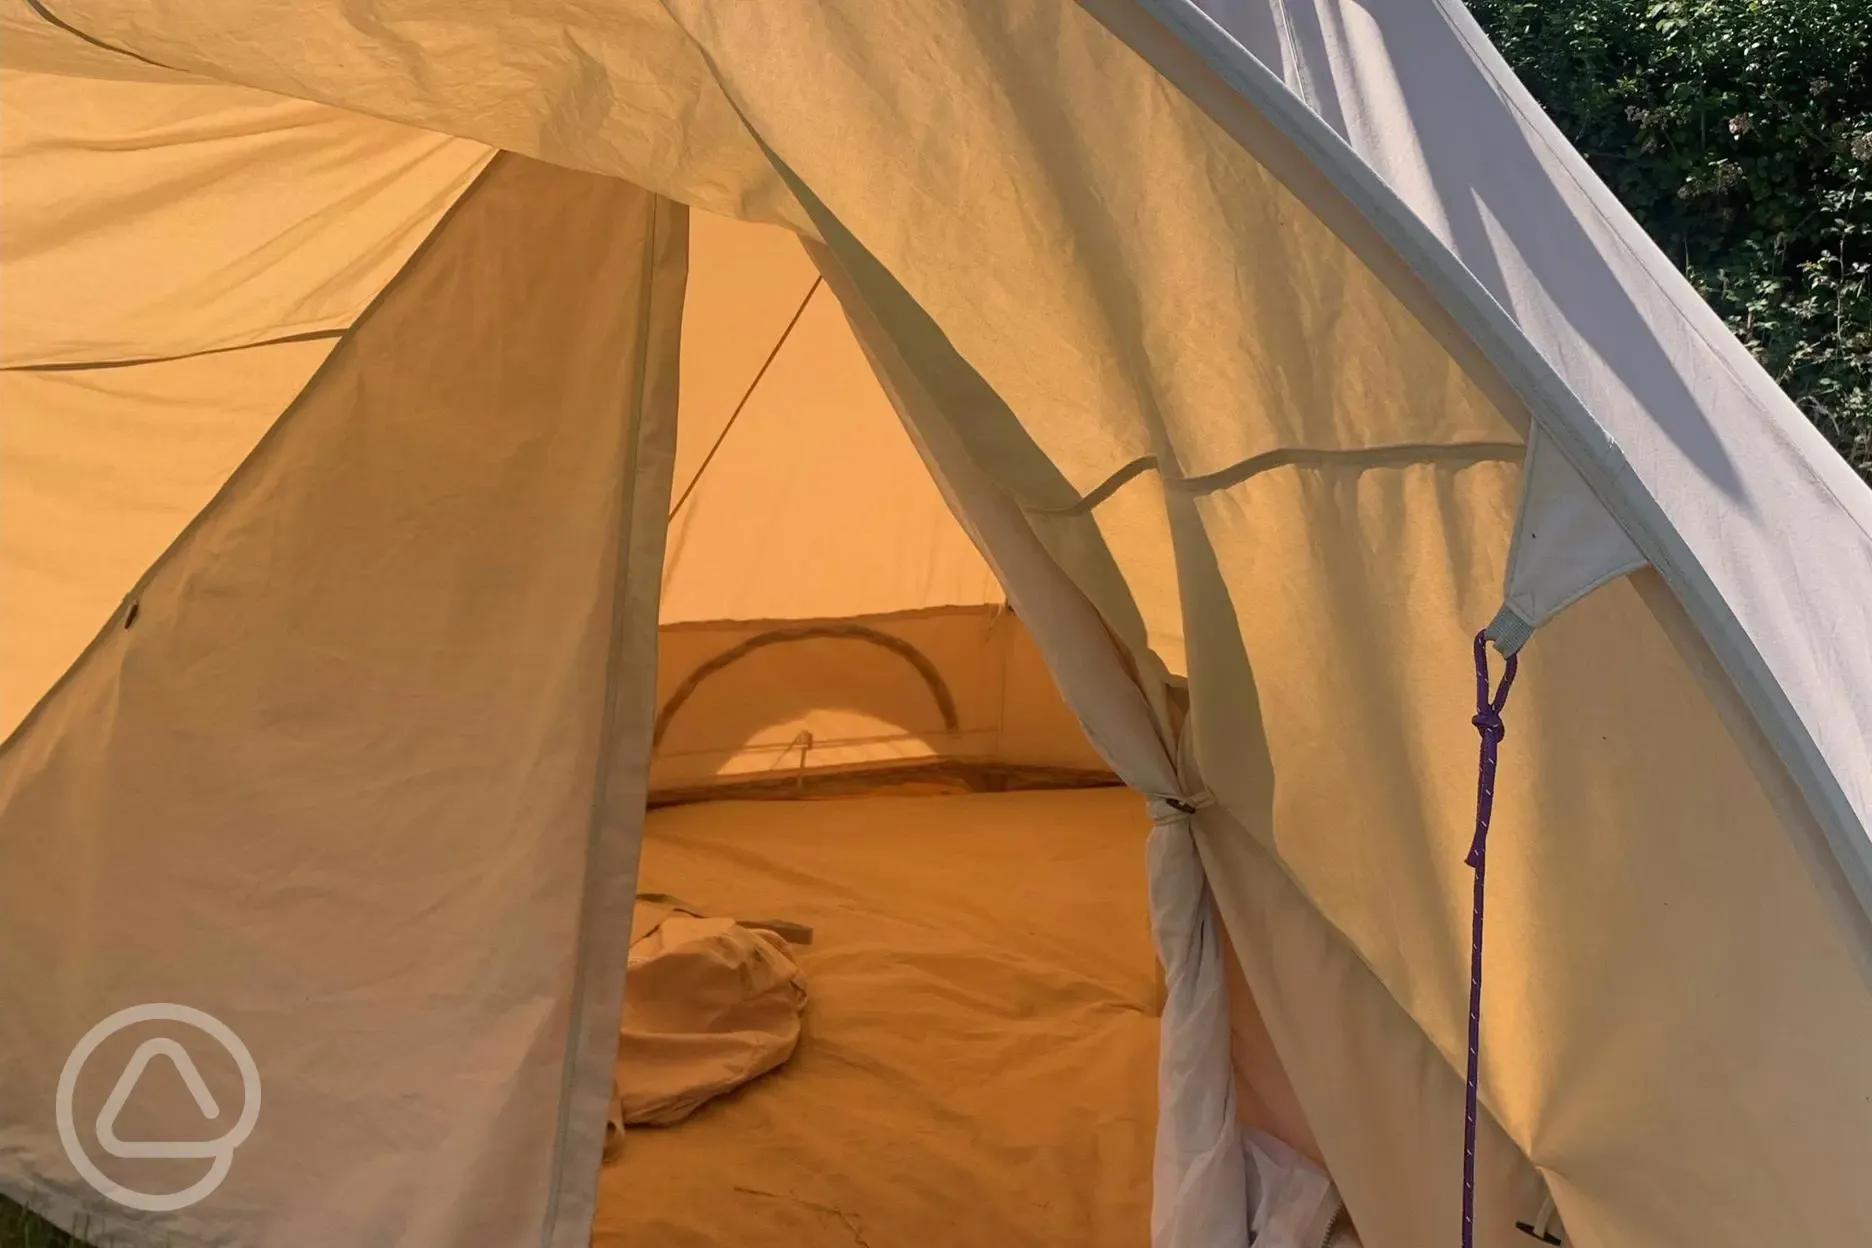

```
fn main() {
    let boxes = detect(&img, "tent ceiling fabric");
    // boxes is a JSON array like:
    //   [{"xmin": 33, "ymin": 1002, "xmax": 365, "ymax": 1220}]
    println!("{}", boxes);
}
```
[
  {"xmin": 661, "ymin": 212, "xmax": 1002, "ymax": 626},
  {"xmin": 0, "ymin": 0, "xmax": 806, "ymax": 229},
  {"xmin": 0, "ymin": 0, "xmax": 1529, "ymax": 488}
]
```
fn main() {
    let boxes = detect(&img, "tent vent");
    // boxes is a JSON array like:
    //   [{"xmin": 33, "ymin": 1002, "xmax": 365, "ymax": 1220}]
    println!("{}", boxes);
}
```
[{"xmin": 123, "ymin": 601, "xmax": 140, "ymax": 629}]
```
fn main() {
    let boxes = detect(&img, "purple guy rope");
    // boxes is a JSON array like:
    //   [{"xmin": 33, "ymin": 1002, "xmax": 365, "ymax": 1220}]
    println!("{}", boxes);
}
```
[{"xmin": 1462, "ymin": 629, "xmax": 1517, "ymax": 1248}]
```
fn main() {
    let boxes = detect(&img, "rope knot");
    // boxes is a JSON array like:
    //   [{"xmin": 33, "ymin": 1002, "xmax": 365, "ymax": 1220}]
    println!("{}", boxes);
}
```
[{"xmin": 1471, "ymin": 705, "xmax": 1506, "ymax": 745}]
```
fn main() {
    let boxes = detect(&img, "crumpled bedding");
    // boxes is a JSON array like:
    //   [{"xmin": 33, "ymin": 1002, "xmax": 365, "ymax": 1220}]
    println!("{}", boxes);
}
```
[
  {"xmin": 593, "ymin": 787, "xmax": 1160, "ymax": 1247},
  {"xmin": 605, "ymin": 895, "xmax": 810, "ymax": 1151}
]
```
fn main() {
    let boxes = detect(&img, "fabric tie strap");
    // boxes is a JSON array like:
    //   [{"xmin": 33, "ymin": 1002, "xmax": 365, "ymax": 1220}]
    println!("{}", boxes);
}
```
[
  {"xmin": 1148, "ymin": 791, "xmax": 1215, "ymax": 825},
  {"xmin": 1462, "ymin": 630, "xmax": 1517, "ymax": 1248},
  {"xmin": 1142, "ymin": 783, "xmax": 1248, "ymax": 1247}
]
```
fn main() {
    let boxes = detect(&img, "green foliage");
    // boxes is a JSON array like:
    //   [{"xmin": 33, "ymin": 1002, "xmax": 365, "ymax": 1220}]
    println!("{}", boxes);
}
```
[
  {"xmin": 1468, "ymin": 0, "xmax": 1872, "ymax": 480},
  {"xmin": 0, "ymin": 1199, "xmax": 83, "ymax": 1248},
  {"xmin": 0, "ymin": 1195, "xmax": 161, "ymax": 1248}
]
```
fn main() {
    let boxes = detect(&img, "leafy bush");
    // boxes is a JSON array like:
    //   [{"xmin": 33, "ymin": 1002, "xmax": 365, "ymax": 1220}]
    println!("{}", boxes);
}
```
[
  {"xmin": 0, "ymin": 1201, "xmax": 83, "ymax": 1248},
  {"xmin": 1468, "ymin": 0, "xmax": 1872, "ymax": 480}
]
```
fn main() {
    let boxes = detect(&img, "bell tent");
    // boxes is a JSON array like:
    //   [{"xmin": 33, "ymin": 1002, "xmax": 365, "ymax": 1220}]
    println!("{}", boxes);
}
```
[{"xmin": 1, "ymin": 2, "xmax": 1869, "ymax": 1248}]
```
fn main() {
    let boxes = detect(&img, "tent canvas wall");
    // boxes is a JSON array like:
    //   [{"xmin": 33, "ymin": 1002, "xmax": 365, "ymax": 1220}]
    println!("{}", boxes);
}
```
[
  {"xmin": 2, "ymin": 2, "xmax": 1870, "ymax": 1247},
  {"xmin": 651, "ymin": 211, "xmax": 1111, "ymax": 800}
]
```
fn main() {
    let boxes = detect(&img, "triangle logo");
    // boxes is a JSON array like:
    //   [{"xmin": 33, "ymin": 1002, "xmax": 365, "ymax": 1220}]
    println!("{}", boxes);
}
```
[{"xmin": 95, "ymin": 1037, "xmax": 225, "ymax": 1160}]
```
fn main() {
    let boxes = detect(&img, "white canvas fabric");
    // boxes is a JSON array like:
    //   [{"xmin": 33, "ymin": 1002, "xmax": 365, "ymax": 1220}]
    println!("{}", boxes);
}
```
[
  {"xmin": 1493, "ymin": 426, "xmax": 1647, "ymax": 652},
  {"xmin": 1241, "ymin": 1126, "xmax": 1343, "ymax": 1248},
  {"xmin": 1145, "ymin": 794, "xmax": 1250, "ymax": 1248},
  {"xmin": 1181, "ymin": 0, "xmax": 1872, "ymax": 916}
]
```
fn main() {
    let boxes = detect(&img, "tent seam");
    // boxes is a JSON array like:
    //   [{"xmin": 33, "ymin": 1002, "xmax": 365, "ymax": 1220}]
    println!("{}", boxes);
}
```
[
  {"xmin": 659, "ymin": 602, "xmax": 1009, "ymax": 631},
  {"xmin": 2, "ymin": 328, "xmax": 350, "ymax": 373},
  {"xmin": 1033, "ymin": 440, "xmax": 1526, "ymax": 515},
  {"xmin": 653, "ymin": 727, "xmax": 992, "ymax": 762},
  {"xmin": 1268, "ymin": 0, "xmax": 1314, "ymax": 110},
  {"xmin": 19, "ymin": 0, "xmax": 175, "ymax": 70},
  {"xmin": 537, "ymin": 191, "xmax": 669, "ymax": 1248}
]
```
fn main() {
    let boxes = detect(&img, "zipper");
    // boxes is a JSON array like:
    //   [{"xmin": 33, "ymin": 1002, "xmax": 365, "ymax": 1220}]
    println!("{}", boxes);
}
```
[{"xmin": 1307, "ymin": 1186, "xmax": 1349, "ymax": 1248}]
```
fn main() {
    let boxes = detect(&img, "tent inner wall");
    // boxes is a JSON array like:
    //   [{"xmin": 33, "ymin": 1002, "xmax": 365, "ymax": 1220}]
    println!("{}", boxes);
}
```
[
  {"xmin": 650, "ymin": 212, "xmax": 1112, "ymax": 800},
  {"xmin": 650, "ymin": 609, "xmax": 1113, "ymax": 800}
]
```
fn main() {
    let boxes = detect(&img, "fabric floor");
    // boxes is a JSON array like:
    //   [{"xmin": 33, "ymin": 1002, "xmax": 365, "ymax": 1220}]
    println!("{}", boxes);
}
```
[{"xmin": 592, "ymin": 785, "xmax": 1159, "ymax": 1247}]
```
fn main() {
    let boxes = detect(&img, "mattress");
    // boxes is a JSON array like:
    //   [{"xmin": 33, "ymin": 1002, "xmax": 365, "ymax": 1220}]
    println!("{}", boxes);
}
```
[{"xmin": 593, "ymin": 786, "xmax": 1160, "ymax": 1247}]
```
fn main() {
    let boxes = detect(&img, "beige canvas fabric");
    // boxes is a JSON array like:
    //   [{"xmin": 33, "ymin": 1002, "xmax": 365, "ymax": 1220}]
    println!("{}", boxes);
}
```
[
  {"xmin": 599, "ymin": 789, "xmax": 1161, "ymax": 1248},
  {"xmin": 607, "ymin": 901, "xmax": 806, "ymax": 1131},
  {"xmin": 0, "ymin": 65, "xmax": 490, "ymax": 738},
  {"xmin": 0, "ymin": 0, "xmax": 803, "ymax": 227},
  {"xmin": 663, "ymin": 214, "xmax": 1000, "ymax": 625},
  {"xmin": 829, "ymin": 238, "xmax": 1546, "ymax": 1245},
  {"xmin": 652, "ymin": 609, "xmax": 1109, "ymax": 792},
  {"xmin": 0, "ymin": 340, "xmax": 333, "ymax": 735},
  {"xmin": 0, "ymin": 155, "xmax": 685, "ymax": 1247},
  {"xmin": 651, "ymin": 213, "xmax": 1103, "ymax": 792},
  {"xmin": 0, "ymin": 68, "xmax": 489, "ymax": 369},
  {"xmin": 1, "ymin": 2, "xmax": 1868, "ymax": 1247},
  {"xmin": 1201, "ymin": 797, "xmax": 1549, "ymax": 1248},
  {"xmin": 824, "ymin": 246, "xmax": 1287, "ymax": 1247},
  {"xmin": 1183, "ymin": 458, "xmax": 1872, "ymax": 1246}
]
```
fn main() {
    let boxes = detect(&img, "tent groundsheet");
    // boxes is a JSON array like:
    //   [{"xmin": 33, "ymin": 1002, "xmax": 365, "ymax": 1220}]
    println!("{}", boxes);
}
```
[{"xmin": 596, "ymin": 788, "xmax": 1160, "ymax": 1248}]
